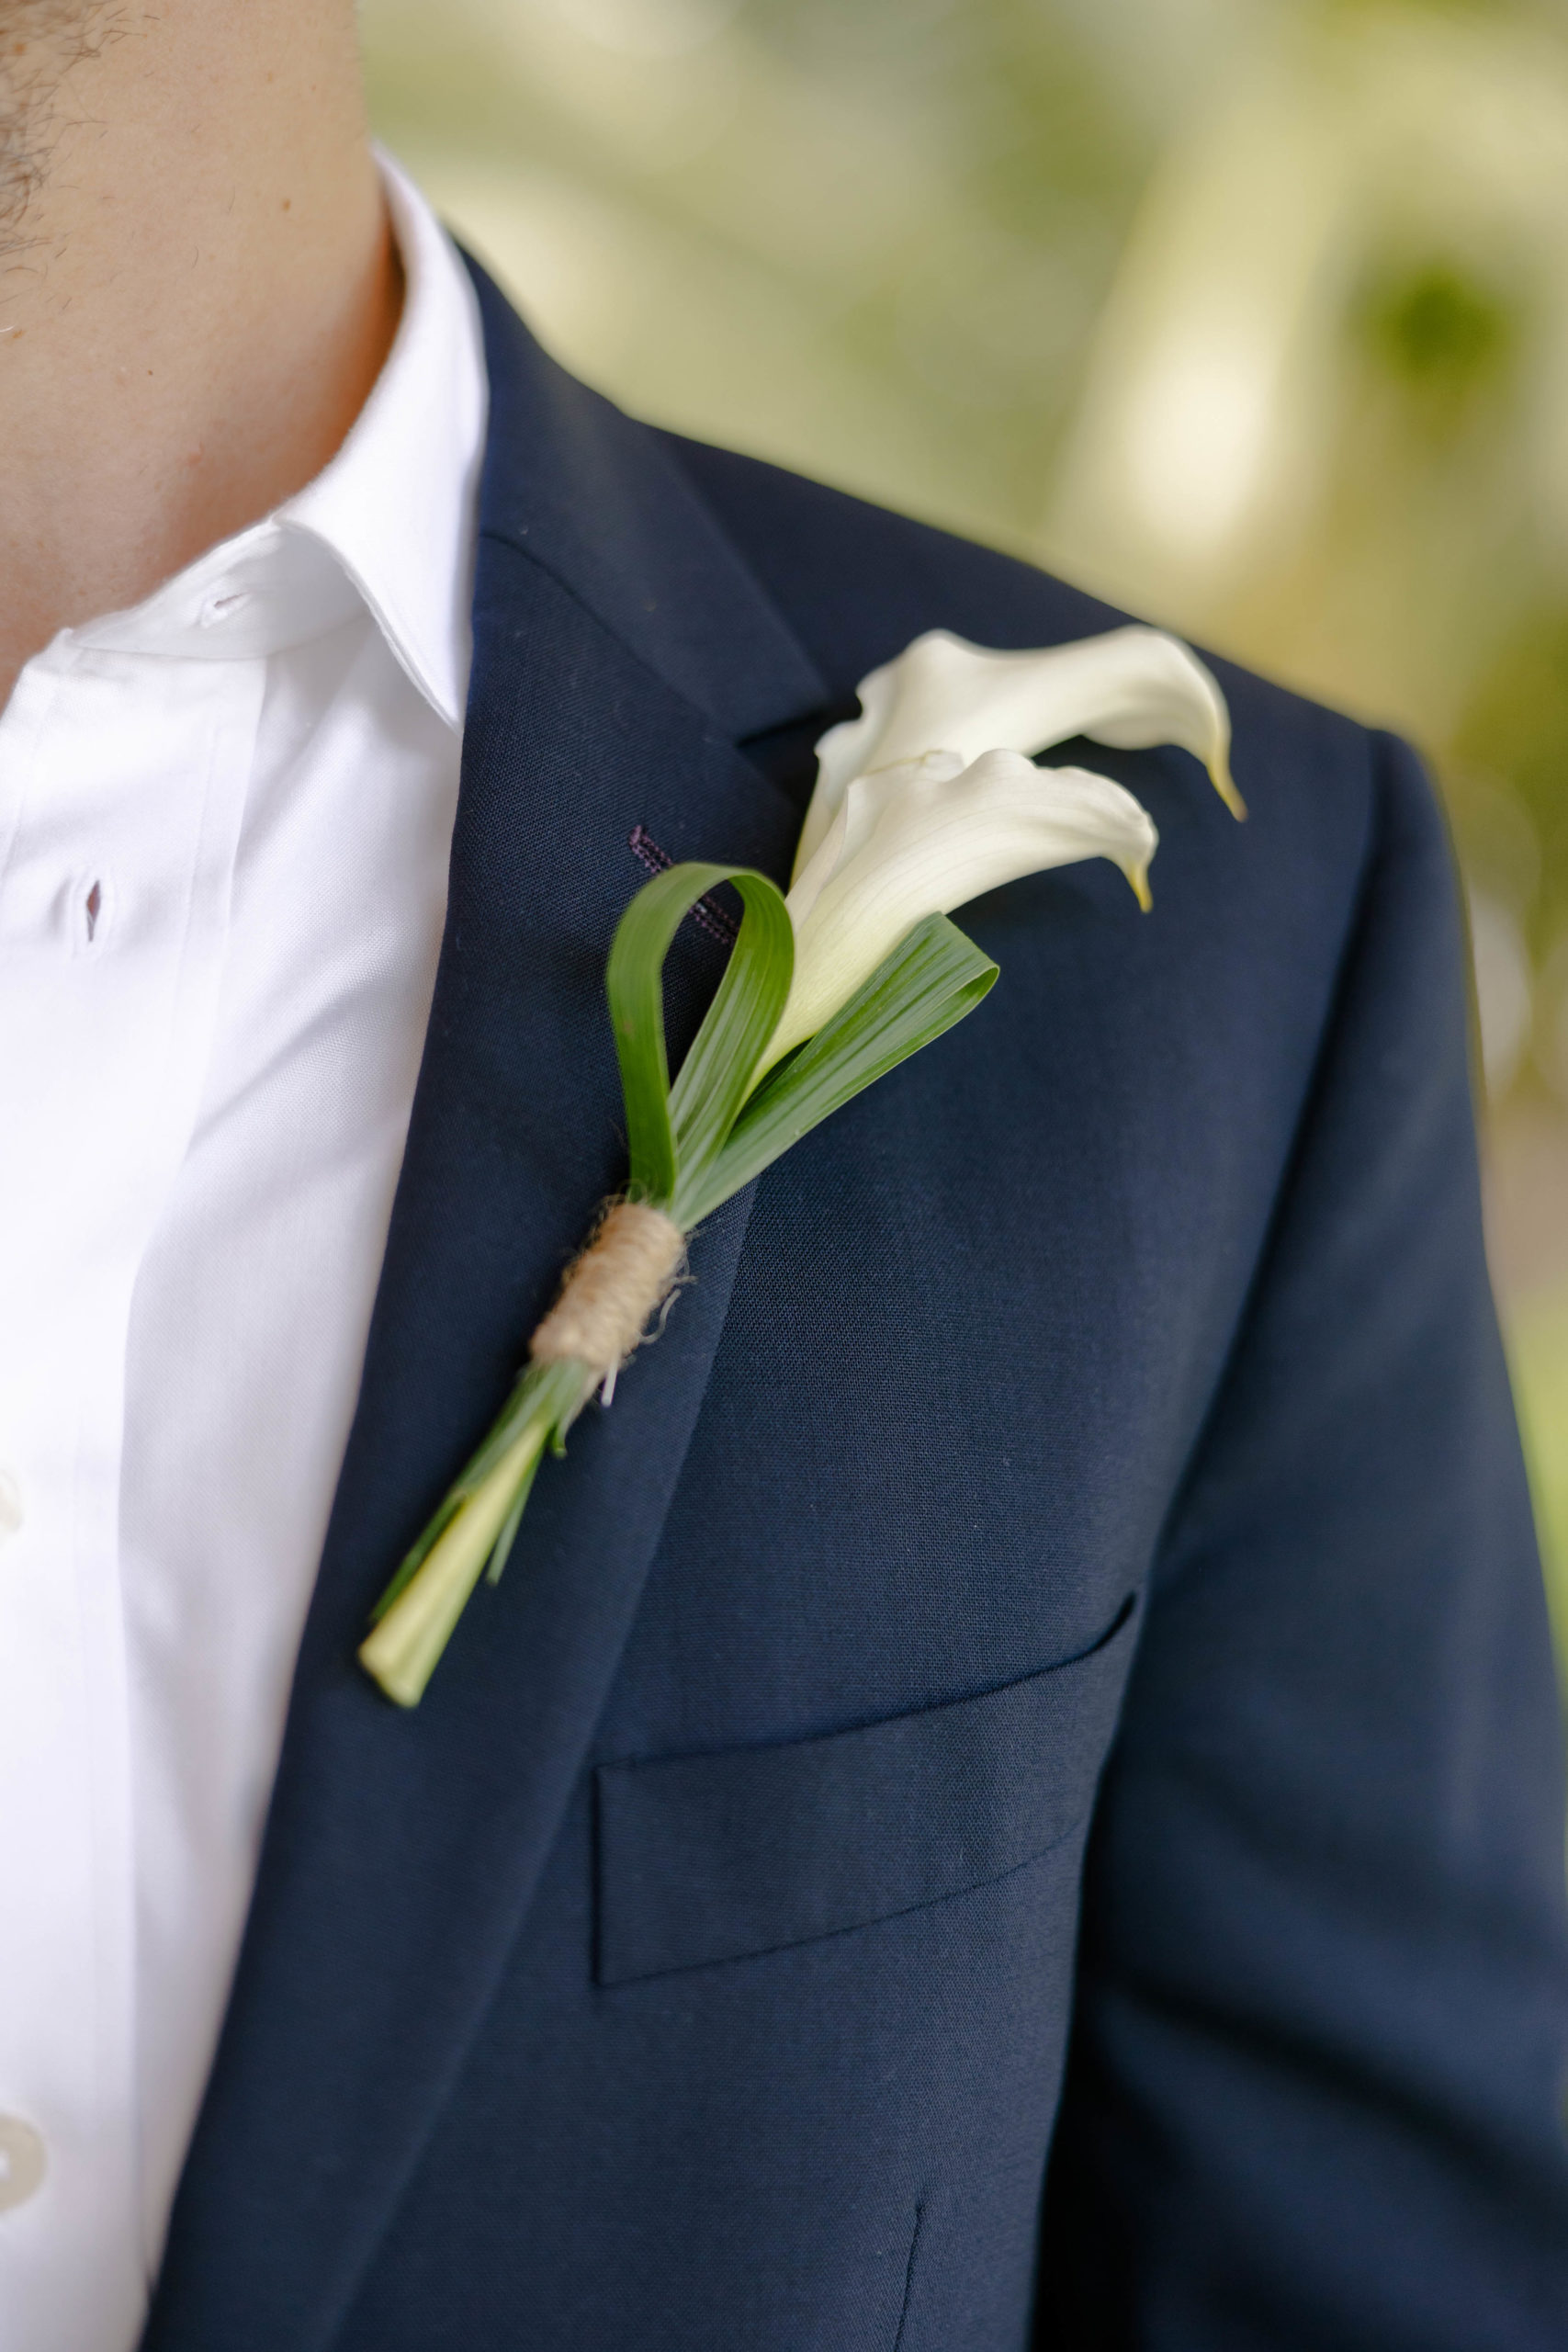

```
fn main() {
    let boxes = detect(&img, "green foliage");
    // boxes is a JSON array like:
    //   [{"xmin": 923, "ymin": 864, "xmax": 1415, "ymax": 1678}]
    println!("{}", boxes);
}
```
[
  {"xmin": 1353, "ymin": 257, "xmax": 1520, "ymax": 415},
  {"xmin": 1452, "ymin": 607, "xmax": 1568, "ymax": 956},
  {"xmin": 1508, "ymin": 1283, "xmax": 1568, "ymax": 1673},
  {"xmin": 678, "ymin": 911, "xmax": 998, "ymax": 1223},
  {"xmin": 607, "ymin": 863, "xmax": 998, "ymax": 1227},
  {"xmin": 367, "ymin": 1353, "xmax": 587, "ymax": 1623},
  {"xmin": 607, "ymin": 863, "xmax": 795, "ymax": 1208}
]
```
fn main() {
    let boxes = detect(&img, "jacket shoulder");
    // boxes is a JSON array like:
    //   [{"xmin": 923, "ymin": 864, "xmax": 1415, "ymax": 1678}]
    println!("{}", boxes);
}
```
[
  {"xmin": 660, "ymin": 429, "xmax": 1128, "ymax": 692},
  {"xmin": 660, "ymin": 430, "xmax": 1377, "ymax": 789},
  {"xmin": 667, "ymin": 435, "xmax": 1354, "ymax": 715}
]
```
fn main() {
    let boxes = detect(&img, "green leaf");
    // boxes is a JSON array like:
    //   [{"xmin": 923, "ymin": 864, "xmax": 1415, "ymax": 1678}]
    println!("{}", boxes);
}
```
[
  {"xmin": 666, "ymin": 875, "xmax": 793, "ymax": 1223},
  {"xmin": 367, "ymin": 1353, "xmax": 588, "ymax": 1623},
  {"xmin": 606, "ymin": 864, "xmax": 728, "ymax": 1204},
  {"xmin": 677, "ymin": 914, "xmax": 997, "ymax": 1225},
  {"xmin": 605, "ymin": 862, "xmax": 792, "ymax": 1210},
  {"xmin": 484, "ymin": 1443, "xmax": 545, "ymax": 1586}
]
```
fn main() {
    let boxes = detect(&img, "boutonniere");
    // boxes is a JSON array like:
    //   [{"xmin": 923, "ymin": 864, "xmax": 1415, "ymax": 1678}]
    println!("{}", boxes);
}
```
[{"xmin": 360, "ymin": 625, "xmax": 1241, "ymax": 1705}]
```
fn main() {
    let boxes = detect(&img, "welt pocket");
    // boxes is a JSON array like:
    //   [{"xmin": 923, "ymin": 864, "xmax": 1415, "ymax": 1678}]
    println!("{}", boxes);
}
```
[{"xmin": 594, "ymin": 1597, "xmax": 1138, "ymax": 1986}]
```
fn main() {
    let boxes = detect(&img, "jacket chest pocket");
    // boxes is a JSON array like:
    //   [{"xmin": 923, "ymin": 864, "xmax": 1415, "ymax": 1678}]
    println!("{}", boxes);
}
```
[{"xmin": 594, "ymin": 1597, "xmax": 1137, "ymax": 1985}]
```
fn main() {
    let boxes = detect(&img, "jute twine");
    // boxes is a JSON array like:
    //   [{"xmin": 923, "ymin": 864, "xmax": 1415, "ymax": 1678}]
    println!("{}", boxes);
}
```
[{"xmin": 529, "ymin": 1200, "xmax": 687, "ymax": 1385}]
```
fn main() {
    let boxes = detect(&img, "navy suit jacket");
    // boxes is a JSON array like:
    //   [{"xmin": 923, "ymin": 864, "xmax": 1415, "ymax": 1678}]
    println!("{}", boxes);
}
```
[{"xmin": 140, "ymin": 263, "xmax": 1568, "ymax": 2349}]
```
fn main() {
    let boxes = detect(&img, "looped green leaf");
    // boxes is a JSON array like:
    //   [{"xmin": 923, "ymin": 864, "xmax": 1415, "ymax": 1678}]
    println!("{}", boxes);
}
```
[
  {"xmin": 667, "ymin": 876, "xmax": 794, "ymax": 1200},
  {"xmin": 605, "ymin": 862, "xmax": 794, "ymax": 1215},
  {"xmin": 608, "ymin": 871, "xmax": 998, "ymax": 1230}
]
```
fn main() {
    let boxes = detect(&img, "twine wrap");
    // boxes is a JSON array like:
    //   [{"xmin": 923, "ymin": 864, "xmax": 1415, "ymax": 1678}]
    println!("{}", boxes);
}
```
[{"xmin": 528, "ymin": 1201, "xmax": 686, "ymax": 1384}]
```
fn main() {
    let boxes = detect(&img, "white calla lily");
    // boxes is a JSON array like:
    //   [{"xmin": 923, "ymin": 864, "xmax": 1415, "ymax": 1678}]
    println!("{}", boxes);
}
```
[
  {"xmin": 761, "ymin": 748, "xmax": 1158, "ymax": 1073},
  {"xmin": 795, "ymin": 623, "xmax": 1240, "ymax": 881},
  {"xmin": 360, "ymin": 616, "xmax": 1247, "ymax": 1705}
]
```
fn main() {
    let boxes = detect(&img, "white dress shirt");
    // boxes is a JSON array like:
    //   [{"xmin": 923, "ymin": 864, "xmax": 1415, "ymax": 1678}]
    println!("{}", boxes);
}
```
[{"xmin": 0, "ymin": 156, "xmax": 488, "ymax": 2352}]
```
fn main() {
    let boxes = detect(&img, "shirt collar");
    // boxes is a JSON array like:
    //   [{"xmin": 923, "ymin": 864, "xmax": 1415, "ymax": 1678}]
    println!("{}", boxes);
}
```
[
  {"xmin": 67, "ymin": 151, "xmax": 488, "ymax": 734},
  {"xmin": 279, "ymin": 149, "xmax": 489, "ymax": 731}
]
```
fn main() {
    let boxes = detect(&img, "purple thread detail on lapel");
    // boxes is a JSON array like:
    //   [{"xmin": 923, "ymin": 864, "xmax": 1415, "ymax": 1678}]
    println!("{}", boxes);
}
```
[
  {"xmin": 627, "ymin": 823, "xmax": 671, "ymax": 876},
  {"xmin": 628, "ymin": 825, "xmax": 739, "ymax": 945}
]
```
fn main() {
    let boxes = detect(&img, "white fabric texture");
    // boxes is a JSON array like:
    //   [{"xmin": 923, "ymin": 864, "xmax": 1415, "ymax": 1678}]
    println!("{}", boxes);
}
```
[{"xmin": 0, "ymin": 155, "xmax": 488, "ymax": 2352}]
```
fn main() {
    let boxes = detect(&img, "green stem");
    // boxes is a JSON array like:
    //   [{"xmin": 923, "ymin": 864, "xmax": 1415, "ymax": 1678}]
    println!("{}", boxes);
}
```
[{"xmin": 359, "ymin": 1401, "xmax": 562, "ymax": 1708}]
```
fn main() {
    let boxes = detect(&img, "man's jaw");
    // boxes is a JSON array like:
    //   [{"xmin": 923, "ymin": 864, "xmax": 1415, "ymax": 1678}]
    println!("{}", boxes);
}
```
[{"xmin": 0, "ymin": 3, "xmax": 129, "ymax": 254}]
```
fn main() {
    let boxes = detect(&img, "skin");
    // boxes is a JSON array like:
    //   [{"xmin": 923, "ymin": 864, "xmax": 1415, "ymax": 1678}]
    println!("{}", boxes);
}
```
[{"xmin": 0, "ymin": 0, "xmax": 400, "ymax": 707}]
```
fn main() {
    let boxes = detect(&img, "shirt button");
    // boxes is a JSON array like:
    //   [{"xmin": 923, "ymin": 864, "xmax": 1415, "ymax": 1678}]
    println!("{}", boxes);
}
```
[
  {"xmin": 0, "ymin": 1466, "xmax": 19, "ymax": 1545},
  {"xmin": 0, "ymin": 2116, "xmax": 46, "ymax": 2211}
]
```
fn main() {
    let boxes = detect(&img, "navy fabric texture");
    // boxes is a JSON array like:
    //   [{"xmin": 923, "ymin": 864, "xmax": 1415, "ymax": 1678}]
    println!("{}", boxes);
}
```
[
  {"xmin": 597, "ymin": 1599, "xmax": 1139, "ymax": 1983},
  {"xmin": 139, "ymin": 263, "xmax": 1568, "ymax": 2350}
]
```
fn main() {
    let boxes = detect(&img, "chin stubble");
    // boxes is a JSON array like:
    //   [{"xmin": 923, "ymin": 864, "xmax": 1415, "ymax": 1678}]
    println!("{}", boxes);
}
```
[{"xmin": 0, "ymin": 2, "xmax": 124, "ymax": 256}]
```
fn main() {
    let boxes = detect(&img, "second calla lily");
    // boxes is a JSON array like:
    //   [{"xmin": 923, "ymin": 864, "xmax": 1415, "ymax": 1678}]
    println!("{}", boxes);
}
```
[
  {"xmin": 761, "ymin": 748, "xmax": 1159, "ymax": 1073},
  {"xmin": 795, "ymin": 622, "xmax": 1242, "ymax": 881}
]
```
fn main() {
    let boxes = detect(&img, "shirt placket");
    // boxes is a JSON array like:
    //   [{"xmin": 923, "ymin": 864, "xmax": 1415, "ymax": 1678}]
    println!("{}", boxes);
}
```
[{"xmin": 0, "ymin": 638, "xmax": 262, "ymax": 2351}]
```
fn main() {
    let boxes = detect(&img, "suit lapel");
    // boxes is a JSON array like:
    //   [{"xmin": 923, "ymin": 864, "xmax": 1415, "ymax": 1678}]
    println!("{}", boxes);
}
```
[{"xmin": 143, "ymin": 271, "xmax": 827, "ymax": 2351}]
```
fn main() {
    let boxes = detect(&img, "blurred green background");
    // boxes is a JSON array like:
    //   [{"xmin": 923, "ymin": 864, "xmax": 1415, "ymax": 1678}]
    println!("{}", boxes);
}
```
[{"xmin": 361, "ymin": 0, "xmax": 1568, "ymax": 1647}]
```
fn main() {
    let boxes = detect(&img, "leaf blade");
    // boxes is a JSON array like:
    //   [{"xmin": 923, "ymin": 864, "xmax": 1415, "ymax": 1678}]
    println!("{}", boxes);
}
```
[
  {"xmin": 679, "ymin": 913, "xmax": 997, "ymax": 1223},
  {"xmin": 666, "ymin": 871, "xmax": 793, "ymax": 1222},
  {"xmin": 606, "ymin": 862, "xmax": 734, "ymax": 1204},
  {"xmin": 606, "ymin": 862, "xmax": 793, "ymax": 1210}
]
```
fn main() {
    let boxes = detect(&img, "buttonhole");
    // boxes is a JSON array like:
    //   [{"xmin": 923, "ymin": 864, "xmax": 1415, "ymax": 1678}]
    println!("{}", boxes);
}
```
[
  {"xmin": 200, "ymin": 590, "xmax": 251, "ymax": 628},
  {"xmin": 69, "ymin": 871, "xmax": 113, "ymax": 955},
  {"xmin": 627, "ymin": 825, "xmax": 739, "ymax": 946}
]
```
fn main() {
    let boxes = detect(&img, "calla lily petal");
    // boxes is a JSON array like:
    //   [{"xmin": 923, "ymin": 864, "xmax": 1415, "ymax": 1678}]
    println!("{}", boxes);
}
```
[
  {"xmin": 796, "ymin": 624, "xmax": 1239, "ymax": 880},
  {"xmin": 764, "ymin": 751, "xmax": 1157, "ymax": 1071},
  {"xmin": 786, "ymin": 747, "xmax": 966, "ymax": 933}
]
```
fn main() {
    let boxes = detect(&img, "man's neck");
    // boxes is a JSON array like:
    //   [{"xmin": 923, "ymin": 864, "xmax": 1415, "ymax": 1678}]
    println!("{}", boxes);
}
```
[{"xmin": 0, "ymin": 1, "xmax": 400, "ymax": 706}]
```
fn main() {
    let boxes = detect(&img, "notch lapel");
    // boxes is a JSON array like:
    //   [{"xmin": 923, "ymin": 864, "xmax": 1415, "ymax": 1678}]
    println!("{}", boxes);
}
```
[{"xmin": 142, "ymin": 272, "xmax": 828, "ymax": 2351}]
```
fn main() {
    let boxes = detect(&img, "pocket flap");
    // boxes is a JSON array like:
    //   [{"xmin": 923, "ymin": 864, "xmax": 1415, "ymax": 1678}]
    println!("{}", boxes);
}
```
[{"xmin": 595, "ymin": 1600, "xmax": 1137, "ymax": 1985}]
